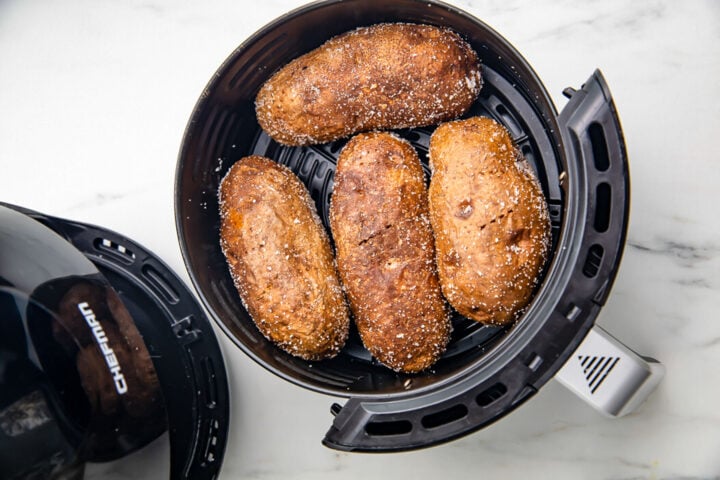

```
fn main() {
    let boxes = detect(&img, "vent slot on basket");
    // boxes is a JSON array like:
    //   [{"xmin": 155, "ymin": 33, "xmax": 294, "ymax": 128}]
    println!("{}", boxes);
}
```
[
  {"xmin": 421, "ymin": 404, "xmax": 469, "ymax": 429},
  {"xmin": 588, "ymin": 122, "xmax": 609, "ymax": 172},
  {"xmin": 582, "ymin": 244, "xmax": 604, "ymax": 278},
  {"xmin": 365, "ymin": 419, "xmax": 413, "ymax": 436},
  {"xmin": 594, "ymin": 183, "xmax": 611, "ymax": 233},
  {"xmin": 476, "ymin": 382, "xmax": 508, "ymax": 407}
]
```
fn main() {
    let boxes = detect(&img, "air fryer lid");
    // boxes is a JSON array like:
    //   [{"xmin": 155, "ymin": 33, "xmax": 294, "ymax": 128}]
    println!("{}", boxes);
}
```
[
  {"xmin": 175, "ymin": 0, "xmax": 638, "ymax": 452},
  {"xmin": 0, "ymin": 203, "xmax": 228, "ymax": 479}
]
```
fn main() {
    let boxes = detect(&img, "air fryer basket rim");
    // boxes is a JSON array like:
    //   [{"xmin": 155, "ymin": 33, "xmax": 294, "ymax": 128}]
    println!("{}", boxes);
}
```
[{"xmin": 174, "ymin": 0, "xmax": 628, "ymax": 404}]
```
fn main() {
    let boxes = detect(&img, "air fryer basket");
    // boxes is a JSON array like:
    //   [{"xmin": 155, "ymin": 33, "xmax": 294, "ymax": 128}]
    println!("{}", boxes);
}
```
[
  {"xmin": 176, "ymin": 0, "xmax": 566, "ymax": 395},
  {"xmin": 176, "ymin": 0, "xmax": 657, "ymax": 451}
]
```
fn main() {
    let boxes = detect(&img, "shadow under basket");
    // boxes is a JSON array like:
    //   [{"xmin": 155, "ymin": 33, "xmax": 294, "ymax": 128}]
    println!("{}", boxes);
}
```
[{"xmin": 175, "ymin": 0, "xmax": 632, "ymax": 452}]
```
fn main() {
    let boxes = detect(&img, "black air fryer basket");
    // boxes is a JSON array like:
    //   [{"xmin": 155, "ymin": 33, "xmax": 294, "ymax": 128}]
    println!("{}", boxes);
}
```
[{"xmin": 175, "ymin": 0, "xmax": 663, "ymax": 452}]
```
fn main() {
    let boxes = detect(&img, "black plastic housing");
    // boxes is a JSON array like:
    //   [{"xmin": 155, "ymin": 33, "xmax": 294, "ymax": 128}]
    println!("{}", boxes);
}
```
[
  {"xmin": 2, "ymin": 203, "xmax": 230, "ymax": 478},
  {"xmin": 175, "ymin": 0, "xmax": 629, "ymax": 451}
]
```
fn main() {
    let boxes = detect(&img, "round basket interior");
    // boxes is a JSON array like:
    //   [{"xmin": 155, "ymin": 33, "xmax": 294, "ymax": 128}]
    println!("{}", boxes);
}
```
[{"xmin": 175, "ymin": 0, "xmax": 566, "ymax": 397}]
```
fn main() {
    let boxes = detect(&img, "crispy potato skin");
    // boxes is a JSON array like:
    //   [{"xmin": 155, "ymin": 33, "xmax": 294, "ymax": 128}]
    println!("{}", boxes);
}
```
[
  {"xmin": 219, "ymin": 156, "xmax": 350, "ymax": 360},
  {"xmin": 428, "ymin": 117, "xmax": 551, "ymax": 325},
  {"xmin": 255, "ymin": 23, "xmax": 482, "ymax": 146},
  {"xmin": 329, "ymin": 132, "xmax": 450, "ymax": 372}
]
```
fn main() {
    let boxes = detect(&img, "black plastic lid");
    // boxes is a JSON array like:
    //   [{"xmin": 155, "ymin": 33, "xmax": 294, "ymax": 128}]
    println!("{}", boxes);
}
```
[{"xmin": 0, "ymin": 203, "xmax": 229, "ymax": 479}]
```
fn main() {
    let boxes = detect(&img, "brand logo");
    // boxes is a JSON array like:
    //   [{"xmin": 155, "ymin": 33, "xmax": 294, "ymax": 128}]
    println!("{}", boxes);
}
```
[
  {"xmin": 78, "ymin": 302, "xmax": 128, "ymax": 395},
  {"xmin": 577, "ymin": 355, "xmax": 619, "ymax": 394}
]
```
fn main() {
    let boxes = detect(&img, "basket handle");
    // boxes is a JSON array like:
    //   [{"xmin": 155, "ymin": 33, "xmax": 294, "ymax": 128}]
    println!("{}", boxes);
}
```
[{"xmin": 556, "ymin": 325, "xmax": 664, "ymax": 416}]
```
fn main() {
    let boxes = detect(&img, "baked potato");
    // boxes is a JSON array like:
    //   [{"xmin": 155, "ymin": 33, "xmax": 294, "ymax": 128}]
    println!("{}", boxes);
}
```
[
  {"xmin": 255, "ymin": 23, "xmax": 482, "ymax": 146},
  {"xmin": 428, "ymin": 116, "xmax": 551, "ymax": 325},
  {"xmin": 329, "ymin": 132, "xmax": 450, "ymax": 372},
  {"xmin": 219, "ymin": 155, "xmax": 350, "ymax": 360}
]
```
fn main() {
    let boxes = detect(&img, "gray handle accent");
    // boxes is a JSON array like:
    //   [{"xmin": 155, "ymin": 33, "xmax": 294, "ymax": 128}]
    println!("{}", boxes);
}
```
[{"xmin": 556, "ymin": 325, "xmax": 664, "ymax": 417}]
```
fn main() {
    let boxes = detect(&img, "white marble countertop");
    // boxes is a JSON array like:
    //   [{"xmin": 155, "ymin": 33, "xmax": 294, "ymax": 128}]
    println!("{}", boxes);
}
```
[{"xmin": 1, "ymin": 1, "xmax": 719, "ymax": 479}]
